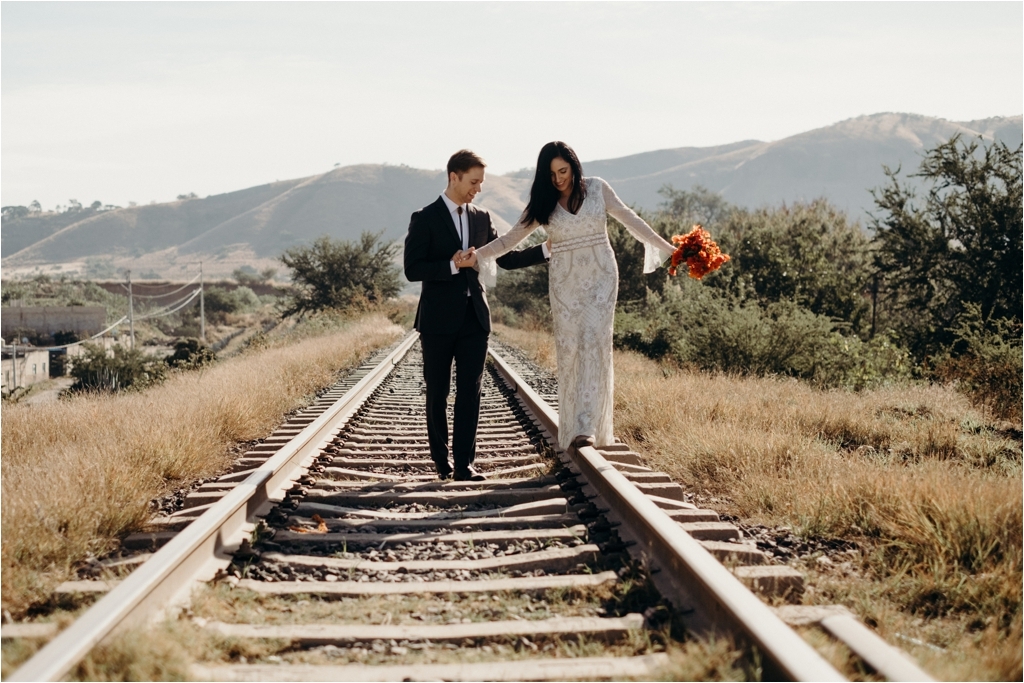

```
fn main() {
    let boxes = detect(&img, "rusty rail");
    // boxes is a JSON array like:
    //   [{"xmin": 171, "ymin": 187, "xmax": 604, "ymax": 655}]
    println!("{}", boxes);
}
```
[
  {"xmin": 8, "ymin": 332, "xmax": 420, "ymax": 682},
  {"xmin": 487, "ymin": 348, "xmax": 849, "ymax": 681}
]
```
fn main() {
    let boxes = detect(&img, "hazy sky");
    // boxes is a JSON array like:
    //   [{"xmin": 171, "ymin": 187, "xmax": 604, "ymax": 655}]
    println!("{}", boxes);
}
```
[{"xmin": 2, "ymin": 1, "xmax": 1021, "ymax": 210}]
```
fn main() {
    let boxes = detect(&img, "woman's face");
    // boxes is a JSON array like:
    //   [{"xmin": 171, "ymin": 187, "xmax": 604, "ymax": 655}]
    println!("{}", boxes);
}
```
[{"xmin": 550, "ymin": 156, "xmax": 573, "ymax": 196}]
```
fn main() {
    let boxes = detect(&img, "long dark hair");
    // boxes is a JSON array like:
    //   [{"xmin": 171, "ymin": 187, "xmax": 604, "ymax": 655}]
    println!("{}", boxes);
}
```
[{"xmin": 521, "ymin": 141, "xmax": 586, "ymax": 226}]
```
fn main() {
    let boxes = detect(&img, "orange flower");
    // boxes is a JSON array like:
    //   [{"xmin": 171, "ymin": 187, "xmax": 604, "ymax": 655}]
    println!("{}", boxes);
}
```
[{"xmin": 667, "ymin": 225, "xmax": 730, "ymax": 279}]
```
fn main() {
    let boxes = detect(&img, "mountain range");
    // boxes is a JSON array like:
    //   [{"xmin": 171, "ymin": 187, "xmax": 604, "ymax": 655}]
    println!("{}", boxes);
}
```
[{"xmin": 2, "ymin": 112, "xmax": 1020, "ymax": 280}]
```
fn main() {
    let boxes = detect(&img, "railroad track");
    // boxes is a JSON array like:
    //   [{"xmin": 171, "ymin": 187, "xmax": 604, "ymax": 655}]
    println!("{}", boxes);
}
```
[{"xmin": 4, "ymin": 332, "xmax": 932, "ymax": 682}]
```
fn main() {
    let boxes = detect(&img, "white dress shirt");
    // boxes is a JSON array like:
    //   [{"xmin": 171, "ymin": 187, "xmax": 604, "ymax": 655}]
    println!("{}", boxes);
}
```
[
  {"xmin": 440, "ymin": 192, "xmax": 470, "ymax": 275},
  {"xmin": 440, "ymin": 192, "xmax": 551, "ymax": 277}
]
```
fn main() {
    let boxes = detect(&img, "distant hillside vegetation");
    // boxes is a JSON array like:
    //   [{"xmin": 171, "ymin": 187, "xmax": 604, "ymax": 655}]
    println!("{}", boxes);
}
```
[{"xmin": 2, "ymin": 112, "xmax": 1019, "ymax": 277}]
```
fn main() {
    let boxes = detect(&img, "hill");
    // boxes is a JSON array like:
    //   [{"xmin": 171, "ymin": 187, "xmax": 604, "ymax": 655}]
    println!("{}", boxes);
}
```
[
  {"xmin": 2, "ymin": 112, "xmax": 1019, "ymax": 278},
  {"xmin": 595, "ymin": 113, "xmax": 1022, "ymax": 218}
]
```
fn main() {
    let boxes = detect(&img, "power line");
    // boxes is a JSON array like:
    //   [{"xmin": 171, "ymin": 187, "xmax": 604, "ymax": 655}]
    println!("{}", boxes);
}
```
[
  {"xmin": 2, "ymin": 316, "xmax": 129, "ymax": 352},
  {"xmin": 121, "ymin": 272, "xmax": 201, "ymax": 299},
  {"xmin": 135, "ymin": 287, "xmax": 202, "ymax": 321}
]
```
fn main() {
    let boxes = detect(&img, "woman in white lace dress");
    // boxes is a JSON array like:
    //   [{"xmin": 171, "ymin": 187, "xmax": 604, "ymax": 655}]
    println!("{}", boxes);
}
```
[{"xmin": 473, "ymin": 142, "xmax": 675, "ymax": 450}]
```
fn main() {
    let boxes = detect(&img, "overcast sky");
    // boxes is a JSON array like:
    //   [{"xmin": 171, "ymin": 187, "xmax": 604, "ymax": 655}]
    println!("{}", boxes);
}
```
[{"xmin": 2, "ymin": 1, "xmax": 1021, "ymax": 210}]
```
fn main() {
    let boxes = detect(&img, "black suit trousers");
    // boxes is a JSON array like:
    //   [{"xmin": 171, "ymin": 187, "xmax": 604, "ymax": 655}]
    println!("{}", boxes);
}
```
[{"xmin": 419, "ymin": 303, "xmax": 488, "ymax": 471}]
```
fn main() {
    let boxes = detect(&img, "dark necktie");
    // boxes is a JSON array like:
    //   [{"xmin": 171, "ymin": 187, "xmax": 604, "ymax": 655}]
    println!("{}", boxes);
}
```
[
  {"xmin": 456, "ymin": 206, "xmax": 470, "ymax": 297},
  {"xmin": 456, "ymin": 206, "xmax": 464, "ymax": 247}
]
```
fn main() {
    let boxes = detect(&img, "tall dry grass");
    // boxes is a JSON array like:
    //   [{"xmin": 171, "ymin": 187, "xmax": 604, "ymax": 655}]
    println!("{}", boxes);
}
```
[
  {"xmin": 1, "ymin": 314, "xmax": 403, "ymax": 616},
  {"xmin": 495, "ymin": 323, "xmax": 1023, "ymax": 680}
]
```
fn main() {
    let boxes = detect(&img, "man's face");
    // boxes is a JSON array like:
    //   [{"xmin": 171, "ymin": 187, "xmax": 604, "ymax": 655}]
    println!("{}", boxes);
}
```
[{"xmin": 448, "ymin": 166, "xmax": 485, "ymax": 204}]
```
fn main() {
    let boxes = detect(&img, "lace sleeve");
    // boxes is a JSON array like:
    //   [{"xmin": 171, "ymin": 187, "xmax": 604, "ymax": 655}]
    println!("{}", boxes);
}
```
[
  {"xmin": 599, "ymin": 178, "xmax": 675, "ymax": 273},
  {"xmin": 473, "ymin": 217, "xmax": 540, "ymax": 288}
]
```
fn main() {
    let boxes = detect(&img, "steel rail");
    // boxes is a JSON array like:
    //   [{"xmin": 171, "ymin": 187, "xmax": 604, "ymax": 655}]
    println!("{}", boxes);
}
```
[
  {"xmin": 9, "ymin": 331, "xmax": 421, "ymax": 682},
  {"xmin": 486, "ymin": 347, "xmax": 846, "ymax": 682}
]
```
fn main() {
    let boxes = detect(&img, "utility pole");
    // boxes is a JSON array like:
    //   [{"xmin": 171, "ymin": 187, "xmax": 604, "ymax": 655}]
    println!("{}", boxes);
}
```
[
  {"xmin": 127, "ymin": 270, "xmax": 135, "ymax": 350},
  {"xmin": 200, "ymin": 261, "xmax": 206, "ymax": 343},
  {"xmin": 870, "ymin": 273, "xmax": 878, "ymax": 339}
]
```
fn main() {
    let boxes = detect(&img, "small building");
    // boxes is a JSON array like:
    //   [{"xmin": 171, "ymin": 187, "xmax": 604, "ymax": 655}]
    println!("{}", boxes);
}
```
[{"xmin": 1, "ymin": 346, "xmax": 51, "ymax": 391}]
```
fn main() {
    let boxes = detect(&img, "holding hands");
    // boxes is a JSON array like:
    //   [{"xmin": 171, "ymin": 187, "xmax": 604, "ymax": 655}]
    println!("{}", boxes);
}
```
[{"xmin": 453, "ymin": 247, "xmax": 477, "ymax": 269}]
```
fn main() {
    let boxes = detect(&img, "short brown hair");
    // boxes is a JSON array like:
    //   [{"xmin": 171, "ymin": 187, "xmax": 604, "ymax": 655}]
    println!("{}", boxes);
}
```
[{"xmin": 447, "ymin": 149, "xmax": 486, "ymax": 177}]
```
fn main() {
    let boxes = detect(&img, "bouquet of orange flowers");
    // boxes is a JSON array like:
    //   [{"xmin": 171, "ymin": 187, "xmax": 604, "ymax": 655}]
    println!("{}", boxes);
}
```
[{"xmin": 668, "ymin": 225, "xmax": 730, "ymax": 279}]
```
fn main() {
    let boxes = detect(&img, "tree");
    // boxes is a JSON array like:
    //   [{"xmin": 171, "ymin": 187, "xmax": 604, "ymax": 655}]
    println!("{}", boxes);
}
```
[
  {"xmin": 90, "ymin": 200, "xmax": 102, "ymax": 210},
  {"xmin": 710, "ymin": 200, "xmax": 872, "ymax": 334},
  {"xmin": 658, "ymin": 184, "xmax": 735, "ymax": 226},
  {"xmin": 232, "ymin": 266, "xmax": 277, "ymax": 286},
  {"xmin": 871, "ymin": 135, "xmax": 1023, "ymax": 358},
  {"xmin": 279, "ymin": 232, "xmax": 401, "ymax": 317},
  {"xmin": 1, "ymin": 206, "xmax": 29, "ymax": 222}
]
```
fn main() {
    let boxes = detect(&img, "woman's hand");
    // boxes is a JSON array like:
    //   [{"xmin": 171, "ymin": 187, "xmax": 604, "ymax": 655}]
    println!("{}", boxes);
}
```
[{"xmin": 455, "ymin": 247, "xmax": 477, "ymax": 269}]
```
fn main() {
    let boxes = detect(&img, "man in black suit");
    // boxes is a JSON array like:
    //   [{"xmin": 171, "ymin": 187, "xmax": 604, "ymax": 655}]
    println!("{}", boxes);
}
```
[{"xmin": 404, "ymin": 150, "xmax": 549, "ymax": 481}]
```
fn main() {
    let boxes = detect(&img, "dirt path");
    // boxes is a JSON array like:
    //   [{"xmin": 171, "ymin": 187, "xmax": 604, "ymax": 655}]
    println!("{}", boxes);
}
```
[{"xmin": 21, "ymin": 377, "xmax": 74, "ymax": 405}]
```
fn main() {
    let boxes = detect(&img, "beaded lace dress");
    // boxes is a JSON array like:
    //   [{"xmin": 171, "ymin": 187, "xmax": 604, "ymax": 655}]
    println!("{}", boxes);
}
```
[{"xmin": 475, "ymin": 177, "xmax": 675, "ymax": 450}]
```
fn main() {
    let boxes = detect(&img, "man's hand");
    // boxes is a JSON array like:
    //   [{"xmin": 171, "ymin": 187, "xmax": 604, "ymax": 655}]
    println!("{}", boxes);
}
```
[{"xmin": 454, "ymin": 247, "xmax": 477, "ymax": 269}]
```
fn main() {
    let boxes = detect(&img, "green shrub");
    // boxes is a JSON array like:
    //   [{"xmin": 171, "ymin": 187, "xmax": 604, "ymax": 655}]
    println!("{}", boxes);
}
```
[
  {"xmin": 932, "ymin": 303, "xmax": 1023, "ymax": 422},
  {"xmin": 69, "ymin": 343, "xmax": 167, "ymax": 393},
  {"xmin": 165, "ymin": 338, "xmax": 215, "ymax": 370},
  {"xmin": 811, "ymin": 332, "xmax": 914, "ymax": 390},
  {"xmin": 614, "ymin": 282, "xmax": 911, "ymax": 389},
  {"xmin": 203, "ymin": 286, "xmax": 260, "ymax": 323}
]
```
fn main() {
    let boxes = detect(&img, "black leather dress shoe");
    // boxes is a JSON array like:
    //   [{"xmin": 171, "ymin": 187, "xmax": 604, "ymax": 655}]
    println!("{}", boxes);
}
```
[
  {"xmin": 453, "ymin": 466, "xmax": 486, "ymax": 482},
  {"xmin": 435, "ymin": 460, "xmax": 453, "ymax": 481}
]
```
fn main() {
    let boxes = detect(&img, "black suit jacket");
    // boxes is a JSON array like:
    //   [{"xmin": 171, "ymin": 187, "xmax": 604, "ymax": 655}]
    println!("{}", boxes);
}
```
[{"xmin": 405, "ymin": 197, "xmax": 547, "ymax": 335}]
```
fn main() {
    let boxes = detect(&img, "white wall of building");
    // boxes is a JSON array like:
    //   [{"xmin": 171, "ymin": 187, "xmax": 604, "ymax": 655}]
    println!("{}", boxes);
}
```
[{"xmin": 1, "ymin": 349, "xmax": 50, "ymax": 390}]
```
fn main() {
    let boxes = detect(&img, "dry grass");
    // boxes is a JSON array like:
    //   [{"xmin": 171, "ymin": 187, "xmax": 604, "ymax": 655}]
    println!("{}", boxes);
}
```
[
  {"xmin": 1, "ymin": 314, "xmax": 404, "ymax": 617},
  {"xmin": 71, "ymin": 623, "xmax": 197, "ymax": 682},
  {"xmin": 494, "ymin": 324, "xmax": 1023, "ymax": 681}
]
